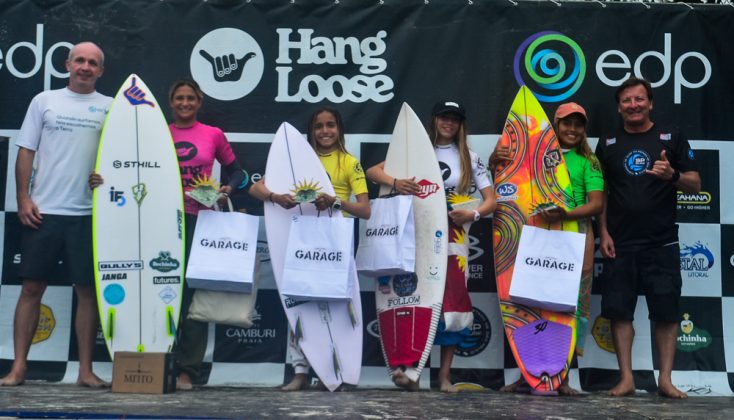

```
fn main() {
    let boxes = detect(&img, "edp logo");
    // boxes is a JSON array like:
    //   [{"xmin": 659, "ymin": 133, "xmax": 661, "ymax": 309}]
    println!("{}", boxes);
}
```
[{"xmin": 0, "ymin": 24, "xmax": 72, "ymax": 91}]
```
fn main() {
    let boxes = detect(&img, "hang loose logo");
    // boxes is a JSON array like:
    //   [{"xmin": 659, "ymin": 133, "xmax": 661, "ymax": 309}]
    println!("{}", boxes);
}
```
[
  {"xmin": 199, "ymin": 50, "xmax": 257, "ymax": 83},
  {"xmin": 124, "ymin": 77, "xmax": 154, "ymax": 107}
]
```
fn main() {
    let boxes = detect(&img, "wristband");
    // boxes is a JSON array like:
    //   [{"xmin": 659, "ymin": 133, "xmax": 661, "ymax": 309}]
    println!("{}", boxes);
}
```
[
  {"xmin": 392, "ymin": 178, "xmax": 397, "ymax": 191},
  {"xmin": 670, "ymin": 169, "xmax": 680, "ymax": 183},
  {"xmin": 268, "ymin": 192, "xmax": 275, "ymax": 202},
  {"xmin": 473, "ymin": 210, "xmax": 481, "ymax": 221}
]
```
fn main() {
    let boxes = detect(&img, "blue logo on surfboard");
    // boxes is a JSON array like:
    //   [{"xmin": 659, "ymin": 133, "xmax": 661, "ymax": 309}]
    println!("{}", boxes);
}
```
[
  {"xmin": 392, "ymin": 273, "xmax": 418, "ymax": 297},
  {"xmin": 496, "ymin": 183, "xmax": 519, "ymax": 202},
  {"xmin": 103, "ymin": 284, "xmax": 125, "ymax": 305}
]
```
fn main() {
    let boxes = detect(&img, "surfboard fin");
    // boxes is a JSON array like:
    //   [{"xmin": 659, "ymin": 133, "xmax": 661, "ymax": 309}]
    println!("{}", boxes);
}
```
[
  {"xmin": 166, "ymin": 306, "xmax": 176, "ymax": 337},
  {"xmin": 347, "ymin": 302, "xmax": 358, "ymax": 329},
  {"xmin": 295, "ymin": 317, "xmax": 304, "ymax": 342},
  {"xmin": 106, "ymin": 308, "xmax": 115, "ymax": 340},
  {"xmin": 332, "ymin": 347, "xmax": 341, "ymax": 377}
]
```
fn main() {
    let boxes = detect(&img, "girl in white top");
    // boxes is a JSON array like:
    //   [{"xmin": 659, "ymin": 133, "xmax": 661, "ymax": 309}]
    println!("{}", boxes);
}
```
[{"xmin": 367, "ymin": 100, "xmax": 496, "ymax": 392}]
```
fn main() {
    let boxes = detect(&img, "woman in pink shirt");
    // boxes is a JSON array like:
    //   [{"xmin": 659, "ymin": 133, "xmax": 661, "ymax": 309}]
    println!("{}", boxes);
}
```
[{"xmin": 167, "ymin": 79, "xmax": 246, "ymax": 390}]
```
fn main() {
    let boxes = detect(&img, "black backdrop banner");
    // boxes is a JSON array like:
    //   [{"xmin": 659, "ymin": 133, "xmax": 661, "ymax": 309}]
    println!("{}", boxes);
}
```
[
  {"xmin": 1, "ymin": 1, "xmax": 732, "ymax": 138},
  {"xmin": 1, "ymin": 1, "xmax": 733, "ymax": 394}
]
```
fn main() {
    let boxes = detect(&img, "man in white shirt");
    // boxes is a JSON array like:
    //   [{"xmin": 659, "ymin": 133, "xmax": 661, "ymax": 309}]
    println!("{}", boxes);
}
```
[{"xmin": 0, "ymin": 42, "xmax": 112, "ymax": 387}]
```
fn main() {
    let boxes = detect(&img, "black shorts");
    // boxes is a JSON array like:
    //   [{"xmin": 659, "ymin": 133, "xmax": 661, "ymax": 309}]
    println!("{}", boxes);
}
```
[
  {"xmin": 600, "ymin": 243, "xmax": 682, "ymax": 323},
  {"xmin": 19, "ymin": 214, "xmax": 94, "ymax": 285}
]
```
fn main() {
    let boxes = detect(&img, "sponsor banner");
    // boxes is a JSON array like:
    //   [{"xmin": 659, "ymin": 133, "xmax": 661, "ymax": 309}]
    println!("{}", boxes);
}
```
[
  {"xmin": 0, "ymin": 286, "xmax": 72, "ymax": 362},
  {"xmin": 722, "ymin": 225, "xmax": 734, "ymax": 297},
  {"xmin": 360, "ymin": 142, "xmax": 390, "ymax": 199},
  {"xmin": 467, "ymin": 218, "xmax": 495, "ymax": 293},
  {"xmin": 677, "ymin": 149, "xmax": 719, "ymax": 224},
  {"xmin": 228, "ymin": 142, "xmax": 268, "ymax": 216},
  {"xmin": 360, "ymin": 292, "xmax": 386, "ymax": 368},
  {"xmin": 0, "ymin": 137, "xmax": 8, "ymax": 212},
  {"xmin": 723, "ymin": 297, "xmax": 734, "ymax": 374},
  {"xmin": 679, "ymin": 223, "xmax": 721, "ymax": 297},
  {"xmin": 667, "ymin": 297, "xmax": 725, "ymax": 372},
  {"xmin": 0, "ymin": 1, "xmax": 733, "ymax": 393},
  {"xmin": 438, "ymin": 293, "xmax": 505, "ymax": 370},
  {"xmin": 212, "ymin": 290, "xmax": 287, "ymax": 364},
  {"xmin": 1, "ymin": 3, "xmax": 732, "ymax": 139}
]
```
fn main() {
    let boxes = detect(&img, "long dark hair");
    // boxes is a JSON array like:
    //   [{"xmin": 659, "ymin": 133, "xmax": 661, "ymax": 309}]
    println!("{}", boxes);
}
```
[
  {"xmin": 306, "ymin": 106, "xmax": 347, "ymax": 154},
  {"xmin": 307, "ymin": 106, "xmax": 351, "ymax": 175}
]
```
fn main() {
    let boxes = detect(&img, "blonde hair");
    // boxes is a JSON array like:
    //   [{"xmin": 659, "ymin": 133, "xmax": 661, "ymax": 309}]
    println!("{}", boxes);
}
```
[{"xmin": 427, "ymin": 116, "xmax": 472, "ymax": 194}]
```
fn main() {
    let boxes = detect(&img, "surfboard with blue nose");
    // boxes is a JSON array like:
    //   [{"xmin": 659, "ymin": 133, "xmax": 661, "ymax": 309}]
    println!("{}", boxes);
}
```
[
  {"xmin": 375, "ymin": 103, "xmax": 448, "ymax": 385},
  {"xmin": 492, "ymin": 86, "xmax": 578, "ymax": 394},
  {"xmin": 93, "ymin": 74, "xmax": 185, "ymax": 357}
]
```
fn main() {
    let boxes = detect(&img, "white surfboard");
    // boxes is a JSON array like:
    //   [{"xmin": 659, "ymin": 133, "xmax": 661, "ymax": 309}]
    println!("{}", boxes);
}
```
[
  {"xmin": 93, "ymin": 74, "xmax": 185, "ymax": 357},
  {"xmin": 376, "ymin": 103, "xmax": 448, "ymax": 383},
  {"xmin": 264, "ymin": 122, "xmax": 362, "ymax": 391}
]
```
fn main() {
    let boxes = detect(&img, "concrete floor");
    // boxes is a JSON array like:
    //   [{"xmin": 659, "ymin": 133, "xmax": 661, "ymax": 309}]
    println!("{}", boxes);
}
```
[{"xmin": 1, "ymin": 383, "xmax": 733, "ymax": 419}]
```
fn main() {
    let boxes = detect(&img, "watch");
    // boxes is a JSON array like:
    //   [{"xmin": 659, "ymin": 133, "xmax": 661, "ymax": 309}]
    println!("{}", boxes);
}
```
[
  {"xmin": 332, "ymin": 196, "xmax": 342, "ymax": 210},
  {"xmin": 671, "ymin": 169, "xmax": 681, "ymax": 183},
  {"xmin": 472, "ymin": 210, "xmax": 481, "ymax": 221}
]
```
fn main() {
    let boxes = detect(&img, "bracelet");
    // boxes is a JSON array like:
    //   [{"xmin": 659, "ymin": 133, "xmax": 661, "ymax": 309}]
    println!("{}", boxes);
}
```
[
  {"xmin": 392, "ymin": 178, "xmax": 397, "ymax": 191},
  {"xmin": 268, "ymin": 192, "xmax": 275, "ymax": 202}
]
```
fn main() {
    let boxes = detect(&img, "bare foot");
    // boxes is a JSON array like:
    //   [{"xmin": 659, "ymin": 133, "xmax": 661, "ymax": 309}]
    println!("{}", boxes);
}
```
[
  {"xmin": 176, "ymin": 372, "xmax": 193, "ymax": 391},
  {"xmin": 281, "ymin": 373, "xmax": 309, "ymax": 391},
  {"xmin": 0, "ymin": 372, "xmax": 25, "ymax": 387},
  {"xmin": 558, "ymin": 382, "xmax": 579, "ymax": 396},
  {"xmin": 76, "ymin": 373, "xmax": 110, "ymax": 388},
  {"xmin": 608, "ymin": 378, "xmax": 636, "ymax": 397},
  {"xmin": 439, "ymin": 378, "xmax": 457, "ymax": 393},
  {"xmin": 500, "ymin": 378, "xmax": 530, "ymax": 393},
  {"xmin": 658, "ymin": 382, "xmax": 688, "ymax": 399},
  {"xmin": 391, "ymin": 369, "xmax": 419, "ymax": 391}
]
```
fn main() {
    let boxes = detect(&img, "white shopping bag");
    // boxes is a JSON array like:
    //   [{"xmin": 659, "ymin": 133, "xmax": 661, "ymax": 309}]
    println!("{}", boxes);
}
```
[
  {"xmin": 186, "ymin": 206, "xmax": 259, "ymax": 293},
  {"xmin": 355, "ymin": 195, "xmax": 415, "ymax": 277},
  {"xmin": 281, "ymin": 215, "xmax": 354, "ymax": 301},
  {"xmin": 509, "ymin": 225, "xmax": 585, "ymax": 312}
]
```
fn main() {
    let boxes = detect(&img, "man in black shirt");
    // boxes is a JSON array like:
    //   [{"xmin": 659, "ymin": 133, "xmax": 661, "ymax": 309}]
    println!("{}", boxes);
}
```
[{"xmin": 596, "ymin": 77, "xmax": 700, "ymax": 399}]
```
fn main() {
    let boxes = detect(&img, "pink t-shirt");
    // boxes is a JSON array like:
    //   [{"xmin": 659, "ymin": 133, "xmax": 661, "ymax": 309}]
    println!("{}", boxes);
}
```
[{"xmin": 169, "ymin": 121, "xmax": 236, "ymax": 215}]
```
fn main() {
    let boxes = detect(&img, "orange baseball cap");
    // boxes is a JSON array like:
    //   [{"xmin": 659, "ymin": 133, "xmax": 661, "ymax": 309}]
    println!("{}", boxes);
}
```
[{"xmin": 554, "ymin": 102, "xmax": 587, "ymax": 123}]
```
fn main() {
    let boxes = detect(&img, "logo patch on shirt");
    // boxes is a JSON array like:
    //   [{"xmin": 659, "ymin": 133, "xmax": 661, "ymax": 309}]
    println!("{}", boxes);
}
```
[
  {"xmin": 623, "ymin": 150, "xmax": 651, "ymax": 176},
  {"xmin": 660, "ymin": 133, "xmax": 672, "ymax": 141},
  {"xmin": 606, "ymin": 137, "xmax": 616, "ymax": 146}
]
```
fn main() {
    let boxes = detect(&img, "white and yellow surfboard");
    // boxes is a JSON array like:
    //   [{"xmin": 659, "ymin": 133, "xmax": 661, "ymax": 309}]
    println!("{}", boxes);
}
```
[{"xmin": 93, "ymin": 74, "xmax": 185, "ymax": 357}]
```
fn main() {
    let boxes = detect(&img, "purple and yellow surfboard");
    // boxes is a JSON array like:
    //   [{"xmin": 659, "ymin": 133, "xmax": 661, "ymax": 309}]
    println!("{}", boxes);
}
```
[{"xmin": 492, "ymin": 86, "xmax": 578, "ymax": 395}]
